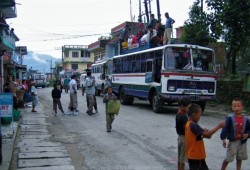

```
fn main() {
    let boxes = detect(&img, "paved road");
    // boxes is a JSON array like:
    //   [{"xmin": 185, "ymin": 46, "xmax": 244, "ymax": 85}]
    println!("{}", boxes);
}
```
[{"xmin": 17, "ymin": 87, "xmax": 250, "ymax": 170}]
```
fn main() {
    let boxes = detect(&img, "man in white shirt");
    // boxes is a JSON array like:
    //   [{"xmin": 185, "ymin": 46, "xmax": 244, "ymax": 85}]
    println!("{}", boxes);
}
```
[
  {"xmin": 68, "ymin": 75, "xmax": 78, "ymax": 115},
  {"xmin": 147, "ymin": 25, "xmax": 158, "ymax": 48}
]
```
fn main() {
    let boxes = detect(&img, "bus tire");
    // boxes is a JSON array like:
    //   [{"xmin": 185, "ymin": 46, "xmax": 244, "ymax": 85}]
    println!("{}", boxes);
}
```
[
  {"xmin": 95, "ymin": 87, "xmax": 99, "ymax": 96},
  {"xmin": 119, "ymin": 89, "xmax": 133, "ymax": 105},
  {"xmin": 127, "ymin": 96, "xmax": 134, "ymax": 105},
  {"xmin": 101, "ymin": 84, "xmax": 105, "ymax": 95},
  {"xmin": 152, "ymin": 93, "xmax": 164, "ymax": 113},
  {"xmin": 194, "ymin": 101, "xmax": 206, "ymax": 112},
  {"xmin": 97, "ymin": 90, "xmax": 101, "ymax": 96}
]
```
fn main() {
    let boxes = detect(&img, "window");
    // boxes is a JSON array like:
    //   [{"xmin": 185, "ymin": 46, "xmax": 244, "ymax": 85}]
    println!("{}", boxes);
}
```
[
  {"xmin": 149, "ymin": 51, "xmax": 155, "ymax": 59},
  {"xmin": 65, "ymin": 51, "xmax": 69, "ymax": 57},
  {"xmin": 71, "ymin": 63, "xmax": 78, "ymax": 70},
  {"xmin": 141, "ymin": 62, "xmax": 146, "ymax": 72},
  {"xmin": 135, "ymin": 54, "xmax": 140, "ymax": 61},
  {"xmin": 192, "ymin": 49, "xmax": 214, "ymax": 71},
  {"xmin": 81, "ymin": 51, "xmax": 90, "ymax": 57},
  {"xmin": 155, "ymin": 50, "xmax": 162, "ymax": 59},
  {"xmin": 132, "ymin": 62, "xmax": 141, "ymax": 73},
  {"xmin": 72, "ymin": 52, "xmax": 79, "ymax": 58},
  {"xmin": 141, "ymin": 53, "xmax": 146, "ymax": 60},
  {"xmin": 146, "ymin": 60, "xmax": 153, "ymax": 72}
]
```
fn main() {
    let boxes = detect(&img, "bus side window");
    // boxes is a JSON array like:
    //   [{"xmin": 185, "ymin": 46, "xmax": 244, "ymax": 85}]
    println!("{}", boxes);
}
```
[
  {"xmin": 154, "ymin": 58, "xmax": 161, "ymax": 83},
  {"xmin": 141, "ymin": 62, "xmax": 146, "ymax": 72},
  {"xmin": 146, "ymin": 61, "xmax": 153, "ymax": 72}
]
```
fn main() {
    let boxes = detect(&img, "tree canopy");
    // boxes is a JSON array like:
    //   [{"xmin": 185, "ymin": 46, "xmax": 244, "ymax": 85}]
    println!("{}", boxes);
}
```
[{"xmin": 181, "ymin": 0, "xmax": 250, "ymax": 74}]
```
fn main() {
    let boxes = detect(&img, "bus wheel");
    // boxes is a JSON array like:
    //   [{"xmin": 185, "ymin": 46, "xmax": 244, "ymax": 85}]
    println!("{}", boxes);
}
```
[
  {"xmin": 194, "ymin": 101, "xmax": 206, "ymax": 112},
  {"xmin": 95, "ymin": 87, "xmax": 99, "ymax": 96},
  {"xmin": 127, "ymin": 96, "xmax": 134, "ymax": 105},
  {"xmin": 119, "ymin": 89, "xmax": 134, "ymax": 105},
  {"xmin": 97, "ymin": 90, "xmax": 101, "ymax": 96},
  {"xmin": 152, "ymin": 93, "xmax": 164, "ymax": 113}
]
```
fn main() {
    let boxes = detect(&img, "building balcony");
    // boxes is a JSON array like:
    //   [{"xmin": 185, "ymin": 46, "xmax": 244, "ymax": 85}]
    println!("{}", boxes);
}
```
[
  {"xmin": 0, "ymin": 28, "xmax": 17, "ymax": 50},
  {"xmin": 63, "ymin": 57, "xmax": 92, "ymax": 63},
  {"xmin": 0, "ymin": 0, "xmax": 17, "ymax": 19}
]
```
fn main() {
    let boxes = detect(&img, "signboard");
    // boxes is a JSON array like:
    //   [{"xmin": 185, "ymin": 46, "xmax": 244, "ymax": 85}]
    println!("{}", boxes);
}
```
[
  {"xmin": 0, "ymin": 93, "xmax": 13, "ymax": 117},
  {"xmin": 16, "ymin": 46, "xmax": 28, "ymax": 55}
]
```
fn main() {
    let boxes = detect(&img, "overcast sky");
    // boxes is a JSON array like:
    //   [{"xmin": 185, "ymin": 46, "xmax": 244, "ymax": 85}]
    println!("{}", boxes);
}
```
[{"xmin": 7, "ymin": 0, "xmax": 195, "ymax": 58}]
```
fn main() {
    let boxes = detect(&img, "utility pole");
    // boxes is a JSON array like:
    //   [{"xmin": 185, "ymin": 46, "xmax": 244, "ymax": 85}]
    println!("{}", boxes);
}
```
[
  {"xmin": 156, "ymin": 0, "xmax": 161, "ymax": 22},
  {"xmin": 138, "ymin": 0, "xmax": 142, "ymax": 22},
  {"xmin": 143, "ymin": 0, "xmax": 149, "ymax": 23},
  {"xmin": 201, "ymin": 0, "xmax": 203, "ymax": 12},
  {"xmin": 46, "ymin": 60, "xmax": 53, "ymax": 78},
  {"xmin": 148, "ymin": 0, "xmax": 152, "ymax": 17},
  {"xmin": 50, "ymin": 60, "xmax": 52, "ymax": 79}
]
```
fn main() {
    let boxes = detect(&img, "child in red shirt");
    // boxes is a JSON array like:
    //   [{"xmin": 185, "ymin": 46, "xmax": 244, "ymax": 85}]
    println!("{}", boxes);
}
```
[{"xmin": 220, "ymin": 98, "xmax": 250, "ymax": 170}]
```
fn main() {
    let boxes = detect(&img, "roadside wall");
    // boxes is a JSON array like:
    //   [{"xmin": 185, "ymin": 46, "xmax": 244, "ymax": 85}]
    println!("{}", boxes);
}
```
[{"xmin": 216, "ymin": 80, "xmax": 250, "ymax": 107}]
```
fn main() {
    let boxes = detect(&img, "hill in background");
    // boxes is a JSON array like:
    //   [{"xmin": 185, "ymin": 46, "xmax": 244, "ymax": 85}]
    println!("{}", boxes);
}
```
[{"xmin": 23, "ymin": 51, "xmax": 60, "ymax": 74}]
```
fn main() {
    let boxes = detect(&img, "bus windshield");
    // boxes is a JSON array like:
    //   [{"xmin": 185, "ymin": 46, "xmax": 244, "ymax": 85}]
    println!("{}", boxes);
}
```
[
  {"xmin": 65, "ymin": 72, "xmax": 73, "ymax": 78},
  {"xmin": 34, "ymin": 74, "xmax": 46, "ymax": 80},
  {"xmin": 164, "ymin": 47, "xmax": 215, "ymax": 72}
]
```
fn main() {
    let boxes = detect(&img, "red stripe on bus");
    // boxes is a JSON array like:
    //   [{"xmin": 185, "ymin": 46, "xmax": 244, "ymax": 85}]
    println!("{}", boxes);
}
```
[{"xmin": 161, "ymin": 72, "xmax": 217, "ymax": 78}]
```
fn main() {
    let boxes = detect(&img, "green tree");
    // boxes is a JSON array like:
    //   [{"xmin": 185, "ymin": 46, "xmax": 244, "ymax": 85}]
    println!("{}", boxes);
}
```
[
  {"xmin": 180, "ymin": 0, "xmax": 213, "ymax": 46},
  {"xmin": 206, "ymin": 0, "xmax": 250, "ymax": 74}
]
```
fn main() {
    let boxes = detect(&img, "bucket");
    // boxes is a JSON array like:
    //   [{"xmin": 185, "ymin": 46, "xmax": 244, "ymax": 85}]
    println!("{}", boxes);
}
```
[
  {"xmin": 13, "ymin": 110, "xmax": 21, "ymax": 121},
  {"xmin": 1, "ymin": 117, "xmax": 12, "ymax": 124}
]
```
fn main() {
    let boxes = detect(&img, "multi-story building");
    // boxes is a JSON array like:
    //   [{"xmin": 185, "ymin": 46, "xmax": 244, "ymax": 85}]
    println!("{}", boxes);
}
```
[
  {"xmin": 88, "ymin": 36, "xmax": 111, "ymax": 62},
  {"xmin": 0, "ymin": 0, "xmax": 27, "ymax": 92},
  {"xmin": 62, "ymin": 45, "xmax": 92, "ymax": 73}
]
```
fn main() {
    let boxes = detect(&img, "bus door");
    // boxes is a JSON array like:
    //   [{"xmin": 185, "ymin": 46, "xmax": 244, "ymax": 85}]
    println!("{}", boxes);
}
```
[{"xmin": 145, "ymin": 59, "xmax": 154, "ymax": 83}]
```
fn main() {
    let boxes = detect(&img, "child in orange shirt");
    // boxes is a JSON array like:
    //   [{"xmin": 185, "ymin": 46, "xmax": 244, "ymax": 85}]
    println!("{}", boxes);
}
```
[{"xmin": 185, "ymin": 103, "xmax": 225, "ymax": 170}]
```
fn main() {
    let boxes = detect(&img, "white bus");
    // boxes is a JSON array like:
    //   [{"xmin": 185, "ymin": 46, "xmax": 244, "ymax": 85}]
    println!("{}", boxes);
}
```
[
  {"xmin": 59, "ymin": 70, "xmax": 80, "ymax": 89},
  {"xmin": 112, "ymin": 44, "xmax": 217, "ymax": 112},
  {"xmin": 31, "ymin": 73, "xmax": 47, "ymax": 88},
  {"xmin": 91, "ymin": 59, "xmax": 113, "ymax": 95}
]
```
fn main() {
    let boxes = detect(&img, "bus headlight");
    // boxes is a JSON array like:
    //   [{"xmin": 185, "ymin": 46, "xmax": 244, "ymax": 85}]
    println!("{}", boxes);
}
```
[{"xmin": 168, "ymin": 86, "xmax": 176, "ymax": 91}]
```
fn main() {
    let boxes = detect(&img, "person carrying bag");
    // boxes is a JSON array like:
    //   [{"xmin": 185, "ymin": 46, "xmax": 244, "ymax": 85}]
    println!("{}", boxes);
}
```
[{"xmin": 103, "ymin": 86, "xmax": 120, "ymax": 132}]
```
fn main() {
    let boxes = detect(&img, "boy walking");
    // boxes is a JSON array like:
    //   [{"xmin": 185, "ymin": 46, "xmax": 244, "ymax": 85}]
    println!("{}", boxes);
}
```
[
  {"xmin": 220, "ymin": 98, "xmax": 250, "ymax": 170},
  {"xmin": 103, "ymin": 86, "xmax": 117, "ymax": 132},
  {"xmin": 185, "ymin": 103, "xmax": 225, "ymax": 170},
  {"xmin": 175, "ymin": 97, "xmax": 192, "ymax": 170},
  {"xmin": 51, "ymin": 84, "xmax": 65, "ymax": 116}
]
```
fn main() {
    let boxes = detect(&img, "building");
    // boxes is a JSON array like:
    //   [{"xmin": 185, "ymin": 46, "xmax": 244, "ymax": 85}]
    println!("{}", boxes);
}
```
[
  {"xmin": 88, "ymin": 36, "xmax": 111, "ymax": 61},
  {"xmin": 62, "ymin": 45, "xmax": 92, "ymax": 73},
  {"xmin": 88, "ymin": 21, "xmax": 146, "ymax": 65},
  {"xmin": 0, "ymin": 0, "xmax": 27, "ymax": 92}
]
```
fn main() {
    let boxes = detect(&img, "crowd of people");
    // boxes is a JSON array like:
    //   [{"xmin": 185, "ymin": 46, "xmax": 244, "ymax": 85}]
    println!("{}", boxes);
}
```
[
  {"xmin": 119, "ymin": 12, "xmax": 175, "ymax": 53},
  {"xmin": 51, "ymin": 69, "xmax": 118, "ymax": 133}
]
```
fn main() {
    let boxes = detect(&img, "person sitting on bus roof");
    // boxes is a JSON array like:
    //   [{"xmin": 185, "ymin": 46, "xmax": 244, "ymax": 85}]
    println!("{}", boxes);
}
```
[
  {"xmin": 155, "ymin": 21, "xmax": 164, "ymax": 46},
  {"xmin": 147, "ymin": 25, "xmax": 158, "ymax": 48}
]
